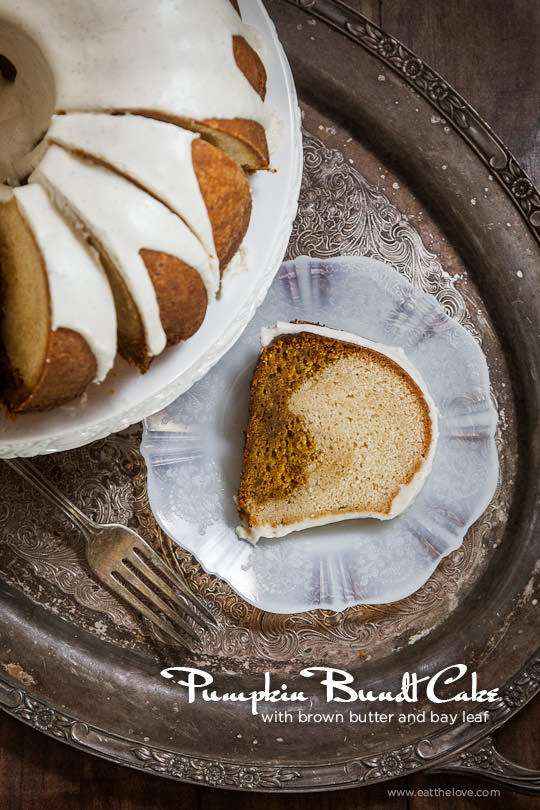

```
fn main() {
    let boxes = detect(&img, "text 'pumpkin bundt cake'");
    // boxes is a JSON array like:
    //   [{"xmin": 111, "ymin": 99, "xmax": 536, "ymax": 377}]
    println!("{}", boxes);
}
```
[
  {"xmin": 0, "ymin": 0, "xmax": 277, "ymax": 414},
  {"xmin": 237, "ymin": 322, "xmax": 438, "ymax": 543}
]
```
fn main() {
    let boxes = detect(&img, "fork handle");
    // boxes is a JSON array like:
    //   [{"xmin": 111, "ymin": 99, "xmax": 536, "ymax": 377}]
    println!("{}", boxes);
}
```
[{"xmin": 5, "ymin": 458, "xmax": 96, "ymax": 539}]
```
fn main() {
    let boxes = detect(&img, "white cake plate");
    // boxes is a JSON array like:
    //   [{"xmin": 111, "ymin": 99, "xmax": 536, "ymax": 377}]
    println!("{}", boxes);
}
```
[{"xmin": 0, "ymin": 0, "xmax": 302, "ymax": 457}]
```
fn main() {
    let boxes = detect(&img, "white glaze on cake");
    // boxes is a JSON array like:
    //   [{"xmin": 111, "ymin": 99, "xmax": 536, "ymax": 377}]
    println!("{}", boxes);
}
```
[
  {"xmin": 31, "ymin": 145, "xmax": 217, "ymax": 356},
  {"xmin": 47, "ymin": 113, "xmax": 220, "ymax": 280},
  {"xmin": 237, "ymin": 321, "xmax": 439, "ymax": 543},
  {"xmin": 0, "ymin": 0, "xmax": 279, "ymax": 148},
  {"xmin": 12, "ymin": 184, "xmax": 117, "ymax": 381}
]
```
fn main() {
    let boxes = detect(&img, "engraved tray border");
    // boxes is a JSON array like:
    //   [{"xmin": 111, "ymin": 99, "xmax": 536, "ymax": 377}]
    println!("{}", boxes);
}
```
[{"xmin": 1, "ymin": 0, "xmax": 539, "ymax": 793}]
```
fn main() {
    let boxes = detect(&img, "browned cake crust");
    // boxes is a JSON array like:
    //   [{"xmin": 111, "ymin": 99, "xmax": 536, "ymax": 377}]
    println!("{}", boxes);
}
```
[
  {"xmin": 233, "ymin": 35, "xmax": 267, "ymax": 99},
  {"xmin": 135, "ymin": 111, "xmax": 269, "ymax": 172},
  {"xmin": 103, "ymin": 249, "xmax": 208, "ymax": 373},
  {"xmin": 199, "ymin": 117, "xmax": 269, "ymax": 172},
  {"xmin": 0, "ymin": 195, "xmax": 98, "ymax": 413},
  {"xmin": 4, "ymin": 328, "xmax": 97, "ymax": 413},
  {"xmin": 78, "ymin": 231, "xmax": 150, "ymax": 373},
  {"xmin": 140, "ymin": 249, "xmax": 208, "ymax": 345},
  {"xmin": 238, "ymin": 331, "xmax": 433, "ymax": 528},
  {"xmin": 57, "ymin": 139, "xmax": 252, "ymax": 275},
  {"xmin": 191, "ymin": 139, "xmax": 252, "ymax": 272}
]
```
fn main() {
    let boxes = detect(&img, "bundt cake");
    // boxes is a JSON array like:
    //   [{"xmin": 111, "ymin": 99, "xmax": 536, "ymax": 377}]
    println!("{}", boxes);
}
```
[
  {"xmin": 0, "ymin": 0, "xmax": 275, "ymax": 173},
  {"xmin": 237, "ymin": 322, "xmax": 438, "ymax": 543},
  {"xmin": 46, "ymin": 113, "xmax": 252, "ymax": 276},
  {"xmin": 32, "ymin": 146, "xmax": 216, "ymax": 373},
  {"xmin": 0, "ymin": 184, "xmax": 117, "ymax": 413},
  {"xmin": 0, "ymin": 0, "xmax": 277, "ymax": 414}
]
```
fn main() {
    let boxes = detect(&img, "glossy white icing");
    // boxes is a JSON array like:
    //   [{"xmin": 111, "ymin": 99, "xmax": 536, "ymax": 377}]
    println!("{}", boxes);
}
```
[
  {"xmin": 12, "ymin": 184, "xmax": 117, "ymax": 381},
  {"xmin": 237, "ymin": 321, "xmax": 439, "ymax": 543},
  {"xmin": 47, "ymin": 113, "xmax": 220, "ymax": 280},
  {"xmin": 31, "ymin": 145, "xmax": 217, "ymax": 357},
  {"xmin": 0, "ymin": 0, "xmax": 278, "ymax": 146}
]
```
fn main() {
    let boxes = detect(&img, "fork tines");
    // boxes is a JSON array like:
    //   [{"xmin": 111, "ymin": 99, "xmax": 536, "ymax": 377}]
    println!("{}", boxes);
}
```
[{"xmin": 113, "ymin": 539, "xmax": 217, "ymax": 647}]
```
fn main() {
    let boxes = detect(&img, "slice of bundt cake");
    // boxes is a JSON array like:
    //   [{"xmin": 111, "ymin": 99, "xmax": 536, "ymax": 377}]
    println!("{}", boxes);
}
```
[
  {"xmin": 31, "ymin": 145, "xmax": 216, "ymax": 373},
  {"xmin": 46, "ymin": 113, "xmax": 252, "ymax": 277},
  {"xmin": 0, "ymin": 184, "xmax": 117, "ymax": 413},
  {"xmin": 237, "ymin": 322, "xmax": 438, "ymax": 543}
]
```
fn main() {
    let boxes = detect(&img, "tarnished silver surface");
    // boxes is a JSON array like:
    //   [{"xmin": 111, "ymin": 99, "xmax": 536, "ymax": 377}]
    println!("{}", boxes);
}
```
[
  {"xmin": 0, "ymin": 130, "xmax": 514, "ymax": 671},
  {"xmin": 0, "ymin": 0, "xmax": 538, "ymax": 793},
  {"xmin": 290, "ymin": 133, "xmax": 478, "ymax": 337},
  {"xmin": 5, "ymin": 457, "xmax": 215, "ymax": 647}
]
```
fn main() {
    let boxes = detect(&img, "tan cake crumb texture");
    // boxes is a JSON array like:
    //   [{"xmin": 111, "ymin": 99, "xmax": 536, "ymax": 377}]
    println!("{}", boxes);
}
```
[
  {"xmin": 237, "ymin": 331, "xmax": 433, "ymax": 532},
  {"xmin": 0, "ymin": 197, "xmax": 96, "ymax": 412}
]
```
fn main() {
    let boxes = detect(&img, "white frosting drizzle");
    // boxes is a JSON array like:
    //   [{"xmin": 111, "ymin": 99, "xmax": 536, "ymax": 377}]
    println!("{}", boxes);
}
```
[
  {"xmin": 12, "ymin": 184, "xmax": 117, "ymax": 382},
  {"xmin": 31, "ymin": 145, "xmax": 217, "ymax": 356},
  {"xmin": 0, "ymin": 0, "xmax": 276, "ymax": 136},
  {"xmin": 237, "ymin": 322, "xmax": 439, "ymax": 543},
  {"xmin": 47, "ymin": 113, "xmax": 219, "ymax": 280}
]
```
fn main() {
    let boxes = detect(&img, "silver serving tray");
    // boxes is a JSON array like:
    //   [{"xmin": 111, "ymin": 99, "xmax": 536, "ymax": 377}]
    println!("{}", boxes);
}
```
[{"xmin": 1, "ymin": 0, "xmax": 539, "ymax": 793}]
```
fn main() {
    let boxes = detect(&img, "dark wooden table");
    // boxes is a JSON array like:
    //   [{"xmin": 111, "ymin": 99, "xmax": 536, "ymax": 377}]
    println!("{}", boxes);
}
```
[{"xmin": 2, "ymin": 1, "xmax": 540, "ymax": 807}]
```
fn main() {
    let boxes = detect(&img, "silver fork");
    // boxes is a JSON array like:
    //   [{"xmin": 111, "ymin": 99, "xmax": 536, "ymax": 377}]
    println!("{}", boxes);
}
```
[{"xmin": 5, "ymin": 457, "xmax": 217, "ymax": 648}]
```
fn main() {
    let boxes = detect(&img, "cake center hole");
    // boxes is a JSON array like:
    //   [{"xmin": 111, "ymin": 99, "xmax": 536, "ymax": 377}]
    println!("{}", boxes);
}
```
[
  {"xmin": 0, "ymin": 53, "xmax": 16, "ymax": 82},
  {"xmin": 0, "ymin": 21, "xmax": 55, "ymax": 187}
]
